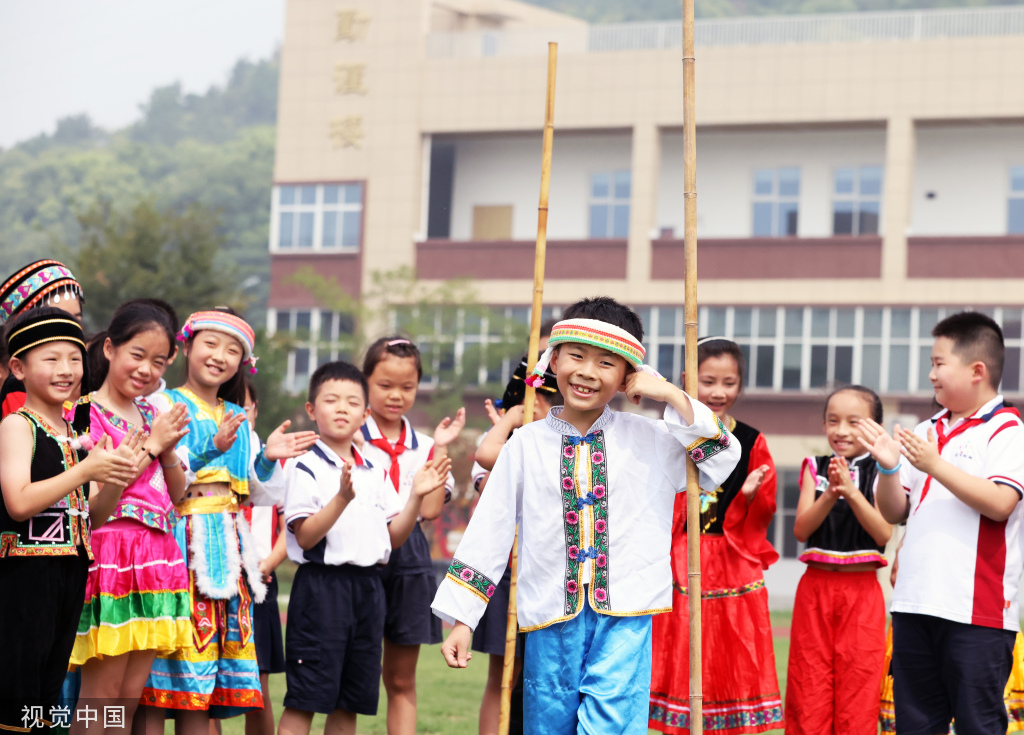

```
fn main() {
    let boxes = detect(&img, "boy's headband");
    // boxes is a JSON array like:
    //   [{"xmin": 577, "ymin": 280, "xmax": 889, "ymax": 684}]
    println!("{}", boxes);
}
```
[
  {"xmin": 0, "ymin": 260, "xmax": 83, "ymax": 324},
  {"xmin": 7, "ymin": 315, "xmax": 86, "ymax": 360},
  {"xmin": 179, "ymin": 311, "xmax": 259, "ymax": 374},
  {"xmin": 526, "ymin": 318, "xmax": 660, "ymax": 386}
]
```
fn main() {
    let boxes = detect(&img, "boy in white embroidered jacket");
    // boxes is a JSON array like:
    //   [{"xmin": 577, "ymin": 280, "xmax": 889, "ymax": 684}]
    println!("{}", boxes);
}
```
[{"xmin": 434, "ymin": 297, "xmax": 740, "ymax": 735}]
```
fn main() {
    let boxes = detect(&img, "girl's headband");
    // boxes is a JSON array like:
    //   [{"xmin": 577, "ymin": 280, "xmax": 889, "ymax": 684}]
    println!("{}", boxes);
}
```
[
  {"xmin": 178, "ymin": 311, "xmax": 259, "ymax": 374},
  {"xmin": 0, "ymin": 260, "xmax": 83, "ymax": 324},
  {"xmin": 6, "ymin": 315, "xmax": 86, "ymax": 360},
  {"xmin": 526, "ymin": 318, "xmax": 661, "ymax": 386}
]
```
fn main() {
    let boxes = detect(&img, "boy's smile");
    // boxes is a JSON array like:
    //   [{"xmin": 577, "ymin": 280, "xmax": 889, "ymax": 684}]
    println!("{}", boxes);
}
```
[{"xmin": 550, "ymin": 343, "xmax": 627, "ymax": 430}]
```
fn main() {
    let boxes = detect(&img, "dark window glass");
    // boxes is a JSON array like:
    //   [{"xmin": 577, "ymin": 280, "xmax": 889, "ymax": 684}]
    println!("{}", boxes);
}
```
[
  {"xmin": 1004, "ymin": 346, "xmax": 1020, "ymax": 393},
  {"xmin": 859, "ymin": 201, "xmax": 880, "ymax": 235},
  {"xmin": 783, "ymin": 344, "xmax": 802, "ymax": 390},
  {"xmin": 756, "ymin": 345, "xmax": 774, "ymax": 388},
  {"xmin": 833, "ymin": 201, "xmax": 854, "ymax": 235},
  {"xmin": 810, "ymin": 345, "xmax": 828, "ymax": 388},
  {"xmin": 275, "ymin": 311, "xmax": 290, "ymax": 334},
  {"xmin": 835, "ymin": 345, "xmax": 853, "ymax": 385}
]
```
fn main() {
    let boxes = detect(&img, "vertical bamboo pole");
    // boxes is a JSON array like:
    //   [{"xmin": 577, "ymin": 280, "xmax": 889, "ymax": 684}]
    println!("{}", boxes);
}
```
[
  {"xmin": 498, "ymin": 41, "xmax": 558, "ymax": 735},
  {"xmin": 682, "ymin": 1, "xmax": 703, "ymax": 733}
]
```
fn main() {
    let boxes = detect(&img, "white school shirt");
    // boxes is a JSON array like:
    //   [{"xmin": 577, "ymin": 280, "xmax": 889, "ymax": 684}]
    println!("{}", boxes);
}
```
[
  {"xmin": 431, "ymin": 399, "xmax": 740, "ymax": 632},
  {"xmin": 245, "ymin": 428, "xmax": 286, "ymax": 558},
  {"xmin": 359, "ymin": 415, "xmax": 455, "ymax": 507},
  {"xmin": 283, "ymin": 440, "xmax": 402, "ymax": 567},
  {"xmin": 891, "ymin": 395, "xmax": 1024, "ymax": 631}
]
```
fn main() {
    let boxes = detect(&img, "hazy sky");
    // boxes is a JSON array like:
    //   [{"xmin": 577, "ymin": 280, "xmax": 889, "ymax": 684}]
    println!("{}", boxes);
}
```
[{"xmin": 0, "ymin": 0, "xmax": 286, "ymax": 148}]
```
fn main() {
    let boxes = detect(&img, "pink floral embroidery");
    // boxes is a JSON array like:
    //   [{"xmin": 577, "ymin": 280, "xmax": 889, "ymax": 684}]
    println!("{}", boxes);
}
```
[
  {"xmin": 594, "ymin": 485, "xmax": 605, "ymax": 498},
  {"xmin": 486, "ymin": 585, "xmax": 496, "ymax": 598},
  {"xmin": 460, "ymin": 568, "xmax": 474, "ymax": 582},
  {"xmin": 691, "ymin": 448, "xmax": 705, "ymax": 461},
  {"xmin": 592, "ymin": 451, "xmax": 604, "ymax": 465},
  {"xmin": 594, "ymin": 519, "xmax": 606, "ymax": 533},
  {"xmin": 562, "ymin": 477, "xmax": 574, "ymax": 491},
  {"xmin": 596, "ymin": 554, "xmax": 607, "ymax": 568},
  {"xmin": 563, "ymin": 446, "xmax": 575, "ymax": 458},
  {"xmin": 568, "ymin": 545, "xmax": 579, "ymax": 559},
  {"xmin": 566, "ymin": 511, "xmax": 578, "ymax": 525},
  {"xmin": 594, "ymin": 588, "xmax": 607, "ymax": 602},
  {"xmin": 567, "ymin": 580, "xmax": 578, "ymax": 594}
]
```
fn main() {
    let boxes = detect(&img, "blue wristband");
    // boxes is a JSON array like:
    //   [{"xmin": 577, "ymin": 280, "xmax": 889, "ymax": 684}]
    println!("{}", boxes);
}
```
[{"xmin": 876, "ymin": 461, "xmax": 901, "ymax": 475}]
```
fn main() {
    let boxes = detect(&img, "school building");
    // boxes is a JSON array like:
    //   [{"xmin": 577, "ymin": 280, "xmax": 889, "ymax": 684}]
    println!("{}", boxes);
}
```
[{"xmin": 267, "ymin": 0, "xmax": 1024, "ymax": 605}]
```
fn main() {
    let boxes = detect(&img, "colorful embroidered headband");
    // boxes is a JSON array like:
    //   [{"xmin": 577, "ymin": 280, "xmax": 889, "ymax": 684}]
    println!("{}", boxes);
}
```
[
  {"xmin": 178, "ymin": 310, "xmax": 259, "ymax": 374},
  {"xmin": 6, "ymin": 315, "xmax": 87, "ymax": 360},
  {"xmin": 0, "ymin": 260, "xmax": 83, "ymax": 324},
  {"xmin": 526, "ymin": 318, "xmax": 660, "ymax": 386}
]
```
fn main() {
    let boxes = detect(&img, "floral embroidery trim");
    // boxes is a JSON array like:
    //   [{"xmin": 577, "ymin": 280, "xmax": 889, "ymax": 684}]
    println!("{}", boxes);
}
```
[
  {"xmin": 560, "ymin": 434, "xmax": 584, "ymax": 616},
  {"xmin": 672, "ymin": 578, "xmax": 765, "ymax": 599},
  {"xmin": 446, "ymin": 560, "xmax": 497, "ymax": 604},
  {"xmin": 587, "ymin": 431, "xmax": 610, "ymax": 610},
  {"xmin": 648, "ymin": 695, "xmax": 784, "ymax": 730},
  {"xmin": 560, "ymin": 430, "xmax": 610, "ymax": 614},
  {"xmin": 687, "ymin": 416, "xmax": 731, "ymax": 464},
  {"xmin": 90, "ymin": 396, "xmax": 154, "ymax": 433}
]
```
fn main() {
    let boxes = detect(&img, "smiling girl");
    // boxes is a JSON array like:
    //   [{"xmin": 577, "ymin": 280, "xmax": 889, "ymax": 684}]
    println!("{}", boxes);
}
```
[
  {"xmin": 139, "ymin": 309, "xmax": 317, "ymax": 734},
  {"xmin": 649, "ymin": 337, "xmax": 781, "ymax": 734}
]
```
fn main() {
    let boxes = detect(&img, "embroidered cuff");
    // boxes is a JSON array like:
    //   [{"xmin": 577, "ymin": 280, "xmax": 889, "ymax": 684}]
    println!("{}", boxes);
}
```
[
  {"xmin": 686, "ymin": 416, "xmax": 732, "ymax": 464},
  {"xmin": 445, "ymin": 560, "xmax": 497, "ymax": 604},
  {"xmin": 254, "ymin": 450, "xmax": 277, "ymax": 482},
  {"xmin": 189, "ymin": 436, "xmax": 223, "ymax": 471}
]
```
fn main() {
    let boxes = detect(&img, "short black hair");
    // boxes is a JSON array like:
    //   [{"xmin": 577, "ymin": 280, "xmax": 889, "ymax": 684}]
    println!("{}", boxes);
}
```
[
  {"xmin": 308, "ymin": 360, "xmax": 368, "ymax": 404},
  {"xmin": 363, "ymin": 336, "xmax": 422, "ymax": 380},
  {"xmin": 932, "ymin": 311, "xmax": 1004, "ymax": 389},
  {"xmin": 697, "ymin": 338, "xmax": 745, "ymax": 386},
  {"xmin": 540, "ymin": 318, "xmax": 559, "ymax": 338},
  {"xmin": 824, "ymin": 385, "xmax": 883, "ymax": 424},
  {"xmin": 560, "ymin": 296, "xmax": 644, "ymax": 342}
]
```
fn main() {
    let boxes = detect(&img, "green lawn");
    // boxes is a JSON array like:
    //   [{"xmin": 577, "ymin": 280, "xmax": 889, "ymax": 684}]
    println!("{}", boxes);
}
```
[{"xmin": 209, "ymin": 563, "xmax": 793, "ymax": 735}]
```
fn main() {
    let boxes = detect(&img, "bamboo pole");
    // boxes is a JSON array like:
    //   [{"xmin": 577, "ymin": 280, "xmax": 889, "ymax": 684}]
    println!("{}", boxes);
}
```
[
  {"xmin": 498, "ymin": 41, "xmax": 558, "ymax": 735},
  {"xmin": 682, "ymin": 0, "xmax": 703, "ymax": 733}
]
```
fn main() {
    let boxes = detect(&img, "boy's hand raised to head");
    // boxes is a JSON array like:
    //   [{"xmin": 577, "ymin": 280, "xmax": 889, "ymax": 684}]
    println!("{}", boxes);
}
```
[
  {"xmin": 263, "ymin": 420, "xmax": 319, "ymax": 461},
  {"xmin": 434, "ymin": 408, "xmax": 466, "ymax": 448},
  {"xmin": 622, "ymin": 370, "xmax": 675, "ymax": 405},
  {"xmin": 213, "ymin": 410, "xmax": 247, "ymax": 453},
  {"xmin": 441, "ymin": 622, "xmax": 473, "ymax": 669},
  {"xmin": 413, "ymin": 457, "xmax": 453, "ymax": 497},
  {"xmin": 856, "ymin": 418, "xmax": 902, "ymax": 472}
]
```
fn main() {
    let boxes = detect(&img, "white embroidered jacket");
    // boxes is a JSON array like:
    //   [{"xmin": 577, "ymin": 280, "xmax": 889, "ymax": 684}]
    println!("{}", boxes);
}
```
[{"xmin": 431, "ymin": 400, "xmax": 739, "ymax": 632}]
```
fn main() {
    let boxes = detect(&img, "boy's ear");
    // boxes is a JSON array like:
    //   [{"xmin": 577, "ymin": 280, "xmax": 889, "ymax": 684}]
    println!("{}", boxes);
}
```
[
  {"xmin": 304, "ymin": 401, "xmax": 317, "ymax": 423},
  {"xmin": 971, "ymin": 360, "xmax": 988, "ymax": 385},
  {"xmin": 8, "ymin": 356, "xmax": 25, "ymax": 381},
  {"xmin": 167, "ymin": 345, "xmax": 179, "ymax": 365},
  {"xmin": 363, "ymin": 406, "xmax": 371, "ymax": 422},
  {"xmin": 548, "ymin": 345, "xmax": 561, "ymax": 374}
]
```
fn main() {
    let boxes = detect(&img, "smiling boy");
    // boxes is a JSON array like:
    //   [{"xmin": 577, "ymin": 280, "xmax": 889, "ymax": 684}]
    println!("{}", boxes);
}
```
[
  {"xmin": 433, "ymin": 296, "xmax": 740, "ymax": 734},
  {"xmin": 860, "ymin": 311, "xmax": 1024, "ymax": 735}
]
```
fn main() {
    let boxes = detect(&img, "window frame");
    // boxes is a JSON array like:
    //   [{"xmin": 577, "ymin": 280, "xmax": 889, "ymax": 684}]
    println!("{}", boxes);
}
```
[
  {"xmin": 588, "ymin": 170, "xmax": 632, "ymax": 240},
  {"xmin": 1008, "ymin": 165, "xmax": 1024, "ymax": 235},
  {"xmin": 831, "ymin": 165, "xmax": 883, "ymax": 237},
  {"xmin": 269, "ymin": 181, "xmax": 366, "ymax": 253},
  {"xmin": 751, "ymin": 167, "xmax": 801, "ymax": 238}
]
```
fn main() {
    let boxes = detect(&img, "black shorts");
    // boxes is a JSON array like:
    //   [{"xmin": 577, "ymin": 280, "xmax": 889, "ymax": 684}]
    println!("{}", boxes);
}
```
[
  {"xmin": 253, "ymin": 572, "xmax": 284, "ymax": 675},
  {"xmin": 892, "ymin": 611, "xmax": 1017, "ymax": 735},
  {"xmin": 0, "ymin": 552, "xmax": 90, "ymax": 731},
  {"xmin": 379, "ymin": 524, "xmax": 442, "ymax": 646},
  {"xmin": 471, "ymin": 566, "xmax": 523, "ymax": 657},
  {"xmin": 283, "ymin": 563, "xmax": 386, "ymax": 716}
]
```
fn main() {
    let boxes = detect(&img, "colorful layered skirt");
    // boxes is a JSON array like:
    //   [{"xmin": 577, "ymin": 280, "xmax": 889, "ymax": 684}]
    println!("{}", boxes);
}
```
[
  {"xmin": 71, "ymin": 519, "xmax": 191, "ymax": 664},
  {"xmin": 650, "ymin": 534, "xmax": 784, "ymax": 734}
]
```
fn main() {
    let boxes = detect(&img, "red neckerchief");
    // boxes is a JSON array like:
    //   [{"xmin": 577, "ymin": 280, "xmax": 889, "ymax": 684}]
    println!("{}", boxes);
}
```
[
  {"xmin": 369, "ymin": 423, "xmax": 406, "ymax": 492},
  {"xmin": 915, "ymin": 405, "xmax": 1021, "ymax": 513}
]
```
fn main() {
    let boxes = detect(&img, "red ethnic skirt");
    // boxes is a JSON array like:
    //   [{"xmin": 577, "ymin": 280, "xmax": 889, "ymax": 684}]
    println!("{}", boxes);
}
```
[{"xmin": 650, "ymin": 533, "xmax": 783, "ymax": 734}]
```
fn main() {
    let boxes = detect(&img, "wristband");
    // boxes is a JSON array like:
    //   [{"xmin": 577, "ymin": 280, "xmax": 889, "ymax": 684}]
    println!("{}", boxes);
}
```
[
  {"xmin": 876, "ymin": 461, "xmax": 901, "ymax": 475},
  {"xmin": 145, "ymin": 450, "xmax": 158, "ymax": 463}
]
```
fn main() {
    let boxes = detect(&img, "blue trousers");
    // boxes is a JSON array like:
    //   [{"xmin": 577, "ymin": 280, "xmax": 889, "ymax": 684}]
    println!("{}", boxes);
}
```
[{"xmin": 523, "ymin": 600, "xmax": 652, "ymax": 735}]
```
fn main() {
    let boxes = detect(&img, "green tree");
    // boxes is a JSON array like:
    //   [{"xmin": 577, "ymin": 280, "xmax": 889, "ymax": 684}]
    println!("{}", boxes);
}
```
[{"xmin": 66, "ymin": 198, "xmax": 246, "ymax": 331}]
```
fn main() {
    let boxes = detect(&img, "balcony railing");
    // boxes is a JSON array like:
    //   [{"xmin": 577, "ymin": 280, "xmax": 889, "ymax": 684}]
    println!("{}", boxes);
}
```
[{"xmin": 426, "ymin": 5, "xmax": 1024, "ymax": 59}]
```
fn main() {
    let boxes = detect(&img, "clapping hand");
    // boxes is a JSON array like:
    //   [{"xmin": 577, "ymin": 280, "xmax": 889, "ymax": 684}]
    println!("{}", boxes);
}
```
[
  {"xmin": 827, "ymin": 456, "xmax": 857, "ymax": 499},
  {"xmin": 895, "ymin": 426, "xmax": 940, "ymax": 474},
  {"xmin": 263, "ymin": 420, "xmax": 319, "ymax": 461},
  {"xmin": 484, "ymin": 399, "xmax": 503, "ymax": 427},
  {"xmin": 83, "ymin": 435, "xmax": 138, "ymax": 486},
  {"xmin": 740, "ymin": 464, "xmax": 770, "ymax": 501},
  {"xmin": 149, "ymin": 403, "xmax": 190, "ymax": 454},
  {"xmin": 413, "ymin": 457, "xmax": 453, "ymax": 498},
  {"xmin": 213, "ymin": 410, "xmax": 247, "ymax": 453},
  {"xmin": 338, "ymin": 463, "xmax": 355, "ymax": 504},
  {"xmin": 434, "ymin": 408, "xmax": 466, "ymax": 449},
  {"xmin": 856, "ymin": 418, "xmax": 902, "ymax": 472}
]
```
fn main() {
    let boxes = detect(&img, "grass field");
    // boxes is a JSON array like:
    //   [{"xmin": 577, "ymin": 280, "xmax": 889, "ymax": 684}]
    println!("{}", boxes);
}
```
[{"xmin": 208, "ymin": 563, "xmax": 792, "ymax": 735}]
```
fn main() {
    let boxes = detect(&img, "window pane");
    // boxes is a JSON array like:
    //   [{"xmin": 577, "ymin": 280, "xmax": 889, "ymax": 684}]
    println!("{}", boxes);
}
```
[
  {"xmin": 834, "ymin": 168, "xmax": 855, "ymax": 195},
  {"xmin": 767, "ymin": 517, "xmax": 777, "ymax": 550},
  {"xmin": 739, "ymin": 344, "xmax": 751, "ymax": 386},
  {"xmin": 889, "ymin": 345, "xmax": 910, "ymax": 392},
  {"xmin": 589, "ymin": 205, "xmax": 608, "ymax": 238},
  {"xmin": 891, "ymin": 309, "xmax": 911, "ymax": 339},
  {"xmin": 637, "ymin": 308, "xmax": 652, "ymax": 338},
  {"xmin": 836, "ymin": 309, "xmax": 855, "ymax": 338},
  {"xmin": 862, "ymin": 344, "xmax": 882, "ymax": 390},
  {"xmin": 294, "ymin": 348, "xmax": 310, "ymax": 377},
  {"xmin": 591, "ymin": 173, "xmax": 610, "ymax": 199},
  {"xmin": 708, "ymin": 308, "xmax": 726, "ymax": 337},
  {"xmin": 298, "ymin": 213, "xmax": 315, "ymax": 248},
  {"xmin": 344, "ymin": 184, "xmax": 362, "ymax": 204},
  {"xmin": 859, "ymin": 201, "xmax": 880, "ymax": 235},
  {"xmin": 835, "ymin": 345, "xmax": 853, "ymax": 385},
  {"xmin": 778, "ymin": 167, "xmax": 800, "ymax": 197},
  {"xmin": 658, "ymin": 344, "xmax": 676, "ymax": 379},
  {"xmin": 1013, "ymin": 167, "xmax": 1024, "ymax": 193},
  {"xmin": 758, "ymin": 308, "xmax": 777, "ymax": 338},
  {"xmin": 320, "ymin": 310, "xmax": 334, "ymax": 342},
  {"xmin": 323, "ymin": 185, "xmax": 340, "ymax": 205},
  {"xmin": 783, "ymin": 515, "xmax": 798, "ymax": 559},
  {"xmin": 833, "ymin": 201, "xmax": 854, "ymax": 235},
  {"xmin": 614, "ymin": 171, "xmax": 631, "ymax": 200},
  {"xmin": 810, "ymin": 345, "xmax": 828, "ymax": 388},
  {"xmin": 341, "ymin": 211, "xmax": 361, "ymax": 248},
  {"xmin": 1005, "ymin": 311, "xmax": 1023, "ymax": 340},
  {"xmin": 1004, "ymin": 346, "xmax": 1021, "ymax": 393},
  {"xmin": 275, "ymin": 310, "xmax": 290, "ymax": 334},
  {"xmin": 338, "ymin": 312, "xmax": 354, "ymax": 335},
  {"xmin": 860, "ymin": 166, "xmax": 883, "ymax": 196},
  {"xmin": 611, "ymin": 204, "xmax": 630, "ymax": 238},
  {"xmin": 864, "ymin": 308, "xmax": 883, "ymax": 338},
  {"xmin": 782, "ymin": 344, "xmax": 802, "ymax": 389},
  {"xmin": 754, "ymin": 170, "xmax": 773, "ymax": 195},
  {"xmin": 1009, "ymin": 199, "xmax": 1024, "ymax": 235},
  {"xmin": 439, "ymin": 343, "xmax": 456, "ymax": 374},
  {"xmin": 785, "ymin": 308, "xmax": 804, "ymax": 338},
  {"xmin": 756, "ymin": 345, "xmax": 775, "ymax": 388},
  {"xmin": 752, "ymin": 202, "xmax": 773, "ymax": 237},
  {"xmin": 279, "ymin": 186, "xmax": 297, "ymax": 206},
  {"xmin": 918, "ymin": 346, "xmax": 932, "ymax": 392},
  {"xmin": 279, "ymin": 213, "xmax": 294, "ymax": 248},
  {"xmin": 919, "ymin": 309, "xmax": 939, "ymax": 338},
  {"xmin": 778, "ymin": 202, "xmax": 799, "ymax": 236},
  {"xmin": 811, "ymin": 308, "xmax": 830, "ymax": 338},
  {"xmin": 734, "ymin": 308, "xmax": 752, "ymax": 338},
  {"xmin": 300, "ymin": 186, "xmax": 317, "ymax": 205},
  {"xmin": 322, "ymin": 212, "xmax": 338, "ymax": 248},
  {"xmin": 658, "ymin": 309, "xmax": 676, "ymax": 337},
  {"xmin": 295, "ymin": 310, "xmax": 312, "ymax": 336}
]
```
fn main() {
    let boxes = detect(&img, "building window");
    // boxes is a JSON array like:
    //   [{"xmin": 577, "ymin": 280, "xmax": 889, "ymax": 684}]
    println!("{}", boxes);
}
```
[
  {"xmin": 270, "ymin": 308, "xmax": 356, "ymax": 392},
  {"xmin": 589, "ymin": 172, "xmax": 630, "ymax": 239},
  {"xmin": 643, "ymin": 305, "xmax": 1024, "ymax": 396},
  {"xmin": 1009, "ymin": 166, "xmax": 1024, "ymax": 234},
  {"xmin": 273, "ymin": 183, "xmax": 364, "ymax": 251},
  {"xmin": 752, "ymin": 167, "xmax": 800, "ymax": 237},
  {"xmin": 833, "ymin": 166, "xmax": 882, "ymax": 236}
]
